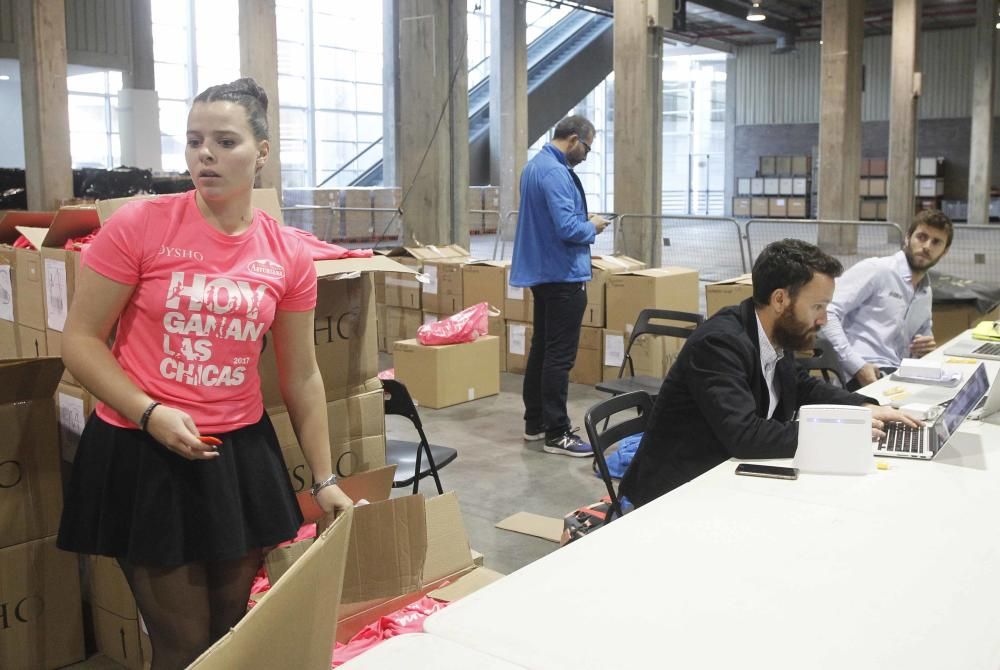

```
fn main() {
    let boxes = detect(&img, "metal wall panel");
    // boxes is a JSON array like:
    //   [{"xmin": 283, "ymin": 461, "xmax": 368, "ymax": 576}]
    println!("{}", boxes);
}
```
[
  {"xmin": 65, "ymin": 0, "xmax": 131, "ymax": 70},
  {"xmin": 736, "ymin": 27, "xmax": 996, "ymax": 126},
  {"xmin": 0, "ymin": 0, "xmax": 15, "ymax": 58}
]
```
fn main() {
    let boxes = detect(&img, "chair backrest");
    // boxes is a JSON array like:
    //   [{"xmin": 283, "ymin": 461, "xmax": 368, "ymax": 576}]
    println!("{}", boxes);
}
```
[
  {"xmin": 382, "ymin": 378, "xmax": 424, "ymax": 431},
  {"xmin": 795, "ymin": 333, "xmax": 844, "ymax": 386},
  {"xmin": 189, "ymin": 507, "xmax": 354, "ymax": 669},
  {"xmin": 620, "ymin": 309, "xmax": 704, "ymax": 377},
  {"xmin": 583, "ymin": 391, "xmax": 654, "ymax": 523}
]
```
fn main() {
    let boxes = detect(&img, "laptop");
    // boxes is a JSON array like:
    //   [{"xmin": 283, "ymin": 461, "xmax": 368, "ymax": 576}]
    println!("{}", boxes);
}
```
[
  {"xmin": 874, "ymin": 363, "xmax": 989, "ymax": 460},
  {"xmin": 945, "ymin": 323, "xmax": 1000, "ymax": 361}
]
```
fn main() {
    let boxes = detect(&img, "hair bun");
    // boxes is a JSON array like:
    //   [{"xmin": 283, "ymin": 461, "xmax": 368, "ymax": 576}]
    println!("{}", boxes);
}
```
[{"xmin": 231, "ymin": 77, "xmax": 268, "ymax": 112}]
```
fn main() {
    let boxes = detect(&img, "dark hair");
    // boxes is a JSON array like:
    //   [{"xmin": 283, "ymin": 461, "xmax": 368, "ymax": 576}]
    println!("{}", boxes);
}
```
[
  {"xmin": 752, "ymin": 239, "xmax": 843, "ymax": 306},
  {"xmin": 193, "ymin": 77, "xmax": 269, "ymax": 142},
  {"xmin": 908, "ymin": 208, "xmax": 953, "ymax": 248},
  {"xmin": 553, "ymin": 115, "xmax": 595, "ymax": 142}
]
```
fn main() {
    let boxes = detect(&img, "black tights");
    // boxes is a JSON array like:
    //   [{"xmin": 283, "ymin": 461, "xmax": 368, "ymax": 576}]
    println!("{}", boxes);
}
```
[{"xmin": 119, "ymin": 550, "xmax": 263, "ymax": 670}]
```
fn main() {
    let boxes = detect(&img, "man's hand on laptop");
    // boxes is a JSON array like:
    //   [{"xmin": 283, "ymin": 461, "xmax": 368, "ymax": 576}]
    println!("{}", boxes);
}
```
[
  {"xmin": 910, "ymin": 335, "xmax": 937, "ymax": 357},
  {"xmin": 866, "ymin": 404, "xmax": 921, "ymax": 440}
]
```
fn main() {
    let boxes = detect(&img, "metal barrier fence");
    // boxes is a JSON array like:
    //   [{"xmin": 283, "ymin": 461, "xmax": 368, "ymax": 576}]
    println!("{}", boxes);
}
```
[
  {"xmin": 617, "ymin": 213, "xmax": 747, "ymax": 280},
  {"xmin": 493, "ymin": 210, "xmax": 617, "ymax": 260},
  {"xmin": 744, "ymin": 219, "xmax": 905, "ymax": 272},
  {"xmin": 933, "ymin": 224, "xmax": 1000, "ymax": 285}
]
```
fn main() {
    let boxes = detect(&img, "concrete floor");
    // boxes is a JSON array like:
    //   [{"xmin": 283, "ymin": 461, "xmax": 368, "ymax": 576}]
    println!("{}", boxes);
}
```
[{"xmin": 385, "ymin": 369, "xmax": 610, "ymax": 576}]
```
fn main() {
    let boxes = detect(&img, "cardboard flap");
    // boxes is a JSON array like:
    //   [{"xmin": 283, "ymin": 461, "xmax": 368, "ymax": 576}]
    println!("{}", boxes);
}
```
[
  {"xmin": 189, "ymin": 507, "xmax": 353, "ymax": 670},
  {"xmin": 381, "ymin": 244, "xmax": 469, "ymax": 260},
  {"xmin": 1, "ymin": 211, "xmax": 54, "ymax": 244},
  {"xmin": 464, "ymin": 259, "xmax": 510, "ymax": 268},
  {"xmin": 44, "ymin": 206, "xmax": 101, "ymax": 247},
  {"xmin": 314, "ymin": 255, "xmax": 418, "ymax": 278},
  {"xmin": 96, "ymin": 194, "xmax": 156, "ymax": 222},
  {"xmin": 14, "ymin": 226, "xmax": 48, "ymax": 251},
  {"xmin": 495, "ymin": 512, "xmax": 563, "ymax": 543},
  {"xmin": 709, "ymin": 273, "xmax": 753, "ymax": 287},
  {"xmin": 341, "ymin": 496, "xmax": 427, "ymax": 604},
  {"xmin": 427, "ymin": 567, "xmax": 505, "ymax": 603},
  {"xmin": 0, "ymin": 357, "xmax": 65, "ymax": 404},
  {"xmin": 295, "ymin": 466, "xmax": 397, "ymax": 524},
  {"xmin": 422, "ymin": 493, "xmax": 474, "ymax": 583},
  {"xmin": 591, "ymin": 255, "xmax": 644, "ymax": 271}
]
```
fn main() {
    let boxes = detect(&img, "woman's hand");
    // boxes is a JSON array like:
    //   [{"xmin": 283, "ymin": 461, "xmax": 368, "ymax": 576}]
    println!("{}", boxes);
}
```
[
  {"xmin": 315, "ymin": 484, "xmax": 353, "ymax": 517},
  {"xmin": 145, "ymin": 405, "xmax": 220, "ymax": 460}
]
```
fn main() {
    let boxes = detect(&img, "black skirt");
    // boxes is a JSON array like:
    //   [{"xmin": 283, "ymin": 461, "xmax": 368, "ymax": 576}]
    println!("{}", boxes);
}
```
[{"xmin": 57, "ymin": 412, "xmax": 303, "ymax": 567}]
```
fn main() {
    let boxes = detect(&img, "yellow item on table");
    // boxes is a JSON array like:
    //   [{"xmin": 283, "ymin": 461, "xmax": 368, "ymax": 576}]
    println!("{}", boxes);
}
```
[
  {"xmin": 971, "ymin": 321, "xmax": 1000, "ymax": 342},
  {"xmin": 945, "ymin": 357, "xmax": 978, "ymax": 365},
  {"xmin": 876, "ymin": 462, "xmax": 889, "ymax": 471}
]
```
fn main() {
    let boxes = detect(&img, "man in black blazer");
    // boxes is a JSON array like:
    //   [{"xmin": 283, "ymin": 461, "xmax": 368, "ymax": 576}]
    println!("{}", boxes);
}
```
[{"xmin": 620, "ymin": 239, "xmax": 918, "ymax": 508}]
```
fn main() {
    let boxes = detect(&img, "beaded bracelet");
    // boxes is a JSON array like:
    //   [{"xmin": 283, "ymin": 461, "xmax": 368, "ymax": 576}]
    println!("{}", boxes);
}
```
[{"xmin": 139, "ymin": 401, "xmax": 161, "ymax": 432}]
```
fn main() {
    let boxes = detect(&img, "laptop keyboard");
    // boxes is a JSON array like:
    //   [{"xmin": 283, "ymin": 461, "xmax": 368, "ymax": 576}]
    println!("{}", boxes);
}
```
[
  {"xmin": 877, "ymin": 422, "xmax": 926, "ymax": 454},
  {"xmin": 973, "ymin": 342, "xmax": 1000, "ymax": 356}
]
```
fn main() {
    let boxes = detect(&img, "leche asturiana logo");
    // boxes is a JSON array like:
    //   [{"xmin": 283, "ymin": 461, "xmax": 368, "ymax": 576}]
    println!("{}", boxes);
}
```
[{"xmin": 248, "ymin": 259, "xmax": 285, "ymax": 279}]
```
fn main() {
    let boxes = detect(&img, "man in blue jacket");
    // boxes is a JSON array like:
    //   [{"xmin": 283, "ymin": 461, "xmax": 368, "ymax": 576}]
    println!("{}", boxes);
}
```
[{"xmin": 510, "ymin": 115, "xmax": 610, "ymax": 456}]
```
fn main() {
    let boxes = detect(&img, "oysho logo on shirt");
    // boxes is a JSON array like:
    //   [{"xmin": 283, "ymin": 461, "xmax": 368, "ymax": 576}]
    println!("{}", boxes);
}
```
[{"xmin": 248, "ymin": 259, "xmax": 285, "ymax": 279}]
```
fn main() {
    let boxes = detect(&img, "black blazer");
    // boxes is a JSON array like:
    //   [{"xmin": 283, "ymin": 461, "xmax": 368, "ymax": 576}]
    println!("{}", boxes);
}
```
[{"xmin": 620, "ymin": 299, "xmax": 875, "ymax": 508}]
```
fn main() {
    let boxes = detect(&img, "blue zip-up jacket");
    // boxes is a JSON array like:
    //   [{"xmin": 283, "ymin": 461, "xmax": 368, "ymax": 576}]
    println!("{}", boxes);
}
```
[{"xmin": 509, "ymin": 143, "xmax": 595, "ymax": 287}]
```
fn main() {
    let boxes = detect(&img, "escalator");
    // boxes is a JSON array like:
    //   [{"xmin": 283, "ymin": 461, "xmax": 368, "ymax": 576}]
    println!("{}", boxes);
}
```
[{"xmin": 349, "ymin": 9, "xmax": 613, "ymax": 187}]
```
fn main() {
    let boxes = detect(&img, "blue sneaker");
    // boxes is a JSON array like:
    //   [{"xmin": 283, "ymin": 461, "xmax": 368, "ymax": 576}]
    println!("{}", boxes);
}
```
[{"xmin": 543, "ymin": 429, "xmax": 592, "ymax": 458}]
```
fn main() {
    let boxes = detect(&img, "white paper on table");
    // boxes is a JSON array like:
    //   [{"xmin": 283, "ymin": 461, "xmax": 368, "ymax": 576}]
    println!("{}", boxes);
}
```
[
  {"xmin": 506, "ymin": 283, "xmax": 524, "ymax": 300},
  {"xmin": 57, "ymin": 392, "xmax": 86, "ymax": 462},
  {"xmin": 44, "ymin": 258, "xmax": 68, "ymax": 332},
  {"xmin": 0, "ymin": 265, "xmax": 13, "ymax": 322},
  {"xmin": 509, "ymin": 324, "xmax": 526, "ymax": 356},
  {"xmin": 604, "ymin": 333, "xmax": 625, "ymax": 367},
  {"xmin": 423, "ymin": 265, "xmax": 439, "ymax": 294}
]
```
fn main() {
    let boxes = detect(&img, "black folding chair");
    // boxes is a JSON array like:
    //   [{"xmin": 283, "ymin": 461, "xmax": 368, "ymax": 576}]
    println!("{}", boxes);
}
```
[
  {"xmin": 583, "ymin": 391, "xmax": 654, "ymax": 525},
  {"xmin": 596, "ymin": 308, "xmax": 703, "ymax": 400},
  {"xmin": 382, "ymin": 379, "xmax": 457, "ymax": 494},
  {"xmin": 795, "ymin": 333, "xmax": 845, "ymax": 387}
]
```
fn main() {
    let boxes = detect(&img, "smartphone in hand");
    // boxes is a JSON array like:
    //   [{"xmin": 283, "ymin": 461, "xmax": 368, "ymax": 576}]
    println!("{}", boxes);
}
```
[{"xmin": 734, "ymin": 463, "xmax": 798, "ymax": 480}]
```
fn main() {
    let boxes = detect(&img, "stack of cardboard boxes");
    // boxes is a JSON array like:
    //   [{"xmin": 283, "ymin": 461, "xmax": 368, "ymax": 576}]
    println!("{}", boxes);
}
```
[
  {"xmin": 859, "ymin": 156, "xmax": 946, "ymax": 221},
  {"xmin": 1, "ymin": 358, "xmax": 86, "ymax": 670},
  {"xmin": 734, "ymin": 155, "xmax": 811, "ymax": 219}
]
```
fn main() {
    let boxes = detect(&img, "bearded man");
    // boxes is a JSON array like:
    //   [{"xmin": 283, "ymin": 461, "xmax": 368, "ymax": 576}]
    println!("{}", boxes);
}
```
[
  {"xmin": 822, "ymin": 209, "xmax": 954, "ymax": 391},
  {"xmin": 619, "ymin": 239, "xmax": 917, "ymax": 508}
]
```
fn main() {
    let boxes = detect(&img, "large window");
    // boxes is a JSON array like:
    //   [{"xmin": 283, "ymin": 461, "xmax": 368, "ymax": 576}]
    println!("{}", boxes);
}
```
[
  {"xmin": 276, "ymin": 1, "xmax": 383, "ymax": 189},
  {"xmin": 67, "ymin": 66, "xmax": 122, "ymax": 169},
  {"xmin": 151, "ymin": 0, "xmax": 241, "ymax": 172}
]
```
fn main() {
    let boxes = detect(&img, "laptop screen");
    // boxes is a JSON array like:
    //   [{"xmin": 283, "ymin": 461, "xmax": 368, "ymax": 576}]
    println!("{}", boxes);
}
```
[{"xmin": 937, "ymin": 364, "xmax": 989, "ymax": 442}]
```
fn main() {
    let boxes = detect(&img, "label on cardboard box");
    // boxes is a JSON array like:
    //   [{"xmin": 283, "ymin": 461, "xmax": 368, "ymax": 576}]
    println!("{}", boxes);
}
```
[
  {"xmin": 0, "ymin": 264, "xmax": 12, "ymax": 322},
  {"xmin": 508, "ymin": 323, "xmax": 527, "ymax": 356},
  {"xmin": 44, "ymin": 258, "xmax": 68, "ymax": 331},
  {"xmin": 58, "ymin": 391, "xmax": 86, "ymax": 463},
  {"xmin": 423, "ymin": 265, "xmax": 439, "ymax": 294},
  {"xmin": 507, "ymin": 284, "xmax": 524, "ymax": 300},
  {"xmin": 604, "ymin": 333, "xmax": 625, "ymax": 367}
]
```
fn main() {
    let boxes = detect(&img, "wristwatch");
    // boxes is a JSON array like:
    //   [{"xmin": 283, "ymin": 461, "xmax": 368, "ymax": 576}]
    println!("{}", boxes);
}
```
[{"xmin": 310, "ymin": 473, "xmax": 338, "ymax": 497}]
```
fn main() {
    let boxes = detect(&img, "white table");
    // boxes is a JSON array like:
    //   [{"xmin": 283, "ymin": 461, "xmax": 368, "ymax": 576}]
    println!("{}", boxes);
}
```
[
  {"xmin": 337, "ymin": 633, "xmax": 528, "ymax": 669},
  {"xmin": 424, "ymin": 331, "xmax": 1000, "ymax": 669}
]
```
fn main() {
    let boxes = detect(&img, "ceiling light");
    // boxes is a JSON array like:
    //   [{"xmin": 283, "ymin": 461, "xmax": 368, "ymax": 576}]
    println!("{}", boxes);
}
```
[
  {"xmin": 0, "ymin": 75, "xmax": 9, "ymax": 81},
  {"xmin": 747, "ymin": 2, "xmax": 766, "ymax": 21}
]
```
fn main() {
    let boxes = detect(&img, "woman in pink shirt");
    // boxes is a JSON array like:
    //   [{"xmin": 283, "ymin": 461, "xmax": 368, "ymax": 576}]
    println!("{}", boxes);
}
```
[{"xmin": 57, "ymin": 78, "xmax": 351, "ymax": 670}]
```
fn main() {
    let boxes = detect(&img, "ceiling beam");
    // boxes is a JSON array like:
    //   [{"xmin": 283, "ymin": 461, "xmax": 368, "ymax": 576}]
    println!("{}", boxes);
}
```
[{"xmin": 689, "ymin": 0, "xmax": 799, "ymax": 38}]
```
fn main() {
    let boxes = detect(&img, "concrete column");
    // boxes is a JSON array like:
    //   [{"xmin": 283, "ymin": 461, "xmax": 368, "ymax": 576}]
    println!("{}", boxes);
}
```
[
  {"xmin": 723, "ymin": 54, "xmax": 736, "ymax": 217},
  {"xmin": 382, "ymin": 0, "xmax": 401, "ymax": 186},
  {"xmin": 239, "ymin": 0, "xmax": 282, "ymax": 198},
  {"xmin": 16, "ymin": 0, "xmax": 73, "ymax": 210},
  {"xmin": 817, "ymin": 0, "xmax": 864, "ymax": 235},
  {"xmin": 887, "ymin": 0, "xmax": 921, "ymax": 227},
  {"xmin": 119, "ymin": 0, "xmax": 161, "ymax": 170},
  {"xmin": 613, "ymin": 1, "xmax": 663, "ymax": 268},
  {"xmin": 489, "ymin": 0, "xmax": 527, "ymax": 224},
  {"xmin": 396, "ymin": 0, "xmax": 468, "ymax": 248},
  {"xmin": 967, "ymin": 0, "xmax": 996, "ymax": 226}
]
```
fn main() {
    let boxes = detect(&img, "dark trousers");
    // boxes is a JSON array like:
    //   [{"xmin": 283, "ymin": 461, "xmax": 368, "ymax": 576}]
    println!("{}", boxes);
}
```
[{"xmin": 523, "ymin": 282, "xmax": 587, "ymax": 438}]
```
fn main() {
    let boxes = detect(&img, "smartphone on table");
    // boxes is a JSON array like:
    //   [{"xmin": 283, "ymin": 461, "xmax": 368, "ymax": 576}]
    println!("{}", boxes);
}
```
[{"xmin": 734, "ymin": 463, "xmax": 798, "ymax": 480}]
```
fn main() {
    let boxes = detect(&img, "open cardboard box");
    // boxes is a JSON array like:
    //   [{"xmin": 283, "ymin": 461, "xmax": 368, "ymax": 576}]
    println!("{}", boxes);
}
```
[
  {"xmin": 0, "ymin": 211, "xmax": 54, "ymax": 356},
  {"xmin": 266, "ymin": 466, "xmax": 502, "ymax": 644}
]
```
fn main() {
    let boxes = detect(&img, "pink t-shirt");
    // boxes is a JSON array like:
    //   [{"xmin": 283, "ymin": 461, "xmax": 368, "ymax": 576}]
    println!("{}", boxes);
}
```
[{"xmin": 84, "ymin": 191, "xmax": 317, "ymax": 432}]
